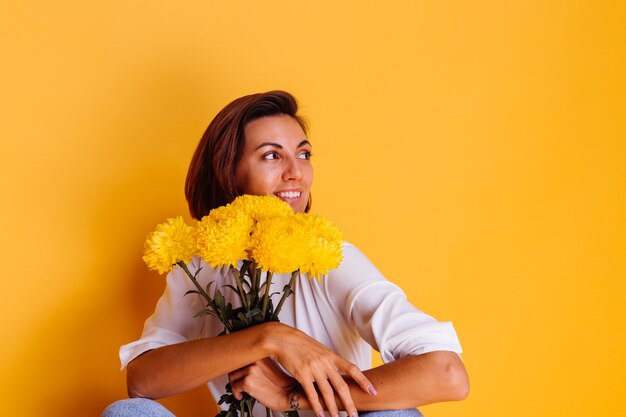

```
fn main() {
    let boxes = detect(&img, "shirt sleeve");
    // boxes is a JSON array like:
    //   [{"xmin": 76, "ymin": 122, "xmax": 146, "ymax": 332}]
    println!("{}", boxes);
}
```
[
  {"xmin": 118, "ymin": 257, "xmax": 207, "ymax": 370},
  {"xmin": 326, "ymin": 243, "xmax": 463, "ymax": 363}
]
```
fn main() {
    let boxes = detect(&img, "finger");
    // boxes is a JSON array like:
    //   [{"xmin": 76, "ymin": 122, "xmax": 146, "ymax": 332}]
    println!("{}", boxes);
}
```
[
  {"xmin": 229, "ymin": 363, "xmax": 257, "ymax": 401},
  {"xmin": 230, "ymin": 378, "xmax": 245, "ymax": 401},
  {"xmin": 258, "ymin": 358, "xmax": 288, "ymax": 381},
  {"xmin": 327, "ymin": 370, "xmax": 357, "ymax": 417},
  {"xmin": 228, "ymin": 365, "xmax": 250, "ymax": 385},
  {"xmin": 256, "ymin": 358, "xmax": 277, "ymax": 376},
  {"xmin": 300, "ymin": 378, "xmax": 325, "ymax": 417},
  {"xmin": 314, "ymin": 371, "xmax": 339, "ymax": 417},
  {"xmin": 340, "ymin": 360, "xmax": 377, "ymax": 395}
]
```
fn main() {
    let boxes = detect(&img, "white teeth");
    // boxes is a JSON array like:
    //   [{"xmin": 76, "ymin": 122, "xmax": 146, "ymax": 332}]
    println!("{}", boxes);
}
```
[{"xmin": 277, "ymin": 191, "xmax": 300, "ymax": 198}]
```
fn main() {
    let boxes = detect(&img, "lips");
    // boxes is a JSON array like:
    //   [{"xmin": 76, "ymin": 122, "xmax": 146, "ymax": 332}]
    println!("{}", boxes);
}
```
[
  {"xmin": 275, "ymin": 191, "xmax": 301, "ymax": 199},
  {"xmin": 273, "ymin": 190, "xmax": 306, "ymax": 211}
]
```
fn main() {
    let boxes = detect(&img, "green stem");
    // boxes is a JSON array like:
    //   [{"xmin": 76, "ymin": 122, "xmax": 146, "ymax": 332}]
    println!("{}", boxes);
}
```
[
  {"xmin": 261, "ymin": 271, "xmax": 273, "ymax": 317},
  {"xmin": 253, "ymin": 267, "xmax": 262, "ymax": 308},
  {"xmin": 247, "ymin": 262, "xmax": 256, "ymax": 291},
  {"xmin": 247, "ymin": 398, "xmax": 256, "ymax": 417},
  {"xmin": 273, "ymin": 270, "xmax": 299, "ymax": 320},
  {"xmin": 254, "ymin": 267, "xmax": 261, "ymax": 293},
  {"xmin": 231, "ymin": 266, "xmax": 249, "ymax": 310},
  {"xmin": 177, "ymin": 261, "xmax": 211, "ymax": 305}
]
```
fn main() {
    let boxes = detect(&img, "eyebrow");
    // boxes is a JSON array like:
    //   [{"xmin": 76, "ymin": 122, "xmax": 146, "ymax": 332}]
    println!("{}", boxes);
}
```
[{"xmin": 255, "ymin": 140, "xmax": 311, "ymax": 150}]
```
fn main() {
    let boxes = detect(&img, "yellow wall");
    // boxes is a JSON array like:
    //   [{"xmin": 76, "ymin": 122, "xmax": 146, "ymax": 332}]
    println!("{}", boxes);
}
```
[{"xmin": 1, "ymin": 1, "xmax": 624, "ymax": 416}]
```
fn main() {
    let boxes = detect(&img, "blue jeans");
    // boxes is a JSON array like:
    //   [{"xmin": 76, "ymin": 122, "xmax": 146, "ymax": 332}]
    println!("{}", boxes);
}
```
[{"xmin": 102, "ymin": 399, "xmax": 425, "ymax": 417}]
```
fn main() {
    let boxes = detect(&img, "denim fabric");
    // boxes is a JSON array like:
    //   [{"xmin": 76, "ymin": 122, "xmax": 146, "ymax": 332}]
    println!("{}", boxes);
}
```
[
  {"xmin": 101, "ymin": 399, "xmax": 424, "ymax": 417},
  {"xmin": 360, "ymin": 408, "xmax": 424, "ymax": 417},
  {"xmin": 101, "ymin": 398, "xmax": 176, "ymax": 417}
]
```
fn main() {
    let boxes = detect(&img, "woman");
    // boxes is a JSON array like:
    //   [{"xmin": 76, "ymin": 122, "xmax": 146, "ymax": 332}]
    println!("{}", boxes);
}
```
[{"xmin": 103, "ymin": 91, "xmax": 469, "ymax": 417}]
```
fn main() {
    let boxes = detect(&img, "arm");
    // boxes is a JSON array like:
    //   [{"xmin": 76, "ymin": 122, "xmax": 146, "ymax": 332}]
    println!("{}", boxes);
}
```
[
  {"xmin": 228, "ymin": 244, "xmax": 469, "ymax": 412},
  {"xmin": 284, "ymin": 243, "xmax": 468, "ymax": 411},
  {"xmin": 123, "ymin": 262, "xmax": 374, "ymax": 416},
  {"xmin": 294, "ymin": 351, "xmax": 469, "ymax": 411},
  {"xmin": 126, "ymin": 322, "xmax": 274, "ymax": 399},
  {"xmin": 229, "ymin": 351, "xmax": 468, "ymax": 413},
  {"xmin": 127, "ymin": 321, "xmax": 375, "ymax": 417}
]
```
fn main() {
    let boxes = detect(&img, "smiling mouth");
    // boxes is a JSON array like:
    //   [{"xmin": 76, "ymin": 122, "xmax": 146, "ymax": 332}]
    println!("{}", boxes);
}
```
[{"xmin": 275, "ymin": 191, "xmax": 301, "ymax": 199}]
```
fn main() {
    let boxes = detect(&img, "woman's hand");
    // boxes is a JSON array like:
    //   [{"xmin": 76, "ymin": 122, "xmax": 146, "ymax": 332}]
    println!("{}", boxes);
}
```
[
  {"xmin": 264, "ymin": 323, "xmax": 376, "ymax": 417},
  {"xmin": 228, "ymin": 358, "xmax": 297, "ymax": 411}
]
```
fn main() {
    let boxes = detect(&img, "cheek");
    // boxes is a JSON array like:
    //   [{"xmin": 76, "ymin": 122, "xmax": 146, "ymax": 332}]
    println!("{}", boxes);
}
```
[
  {"xmin": 250, "ymin": 177, "xmax": 275, "ymax": 195},
  {"xmin": 236, "ymin": 164, "xmax": 278, "ymax": 196},
  {"xmin": 305, "ymin": 165, "xmax": 314, "ymax": 186}
]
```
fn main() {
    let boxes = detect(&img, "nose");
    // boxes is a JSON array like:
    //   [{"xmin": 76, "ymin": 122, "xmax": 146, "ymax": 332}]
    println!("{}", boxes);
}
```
[{"xmin": 283, "ymin": 156, "xmax": 303, "ymax": 181}]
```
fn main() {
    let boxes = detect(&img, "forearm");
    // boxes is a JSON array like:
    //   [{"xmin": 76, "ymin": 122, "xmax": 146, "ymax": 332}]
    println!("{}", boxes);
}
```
[
  {"xmin": 126, "ymin": 322, "xmax": 276, "ymax": 399},
  {"xmin": 293, "ymin": 351, "xmax": 469, "ymax": 411}
]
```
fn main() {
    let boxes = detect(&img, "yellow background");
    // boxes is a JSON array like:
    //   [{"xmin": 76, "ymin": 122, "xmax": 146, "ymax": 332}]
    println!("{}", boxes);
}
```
[{"xmin": 1, "ymin": 1, "xmax": 624, "ymax": 416}]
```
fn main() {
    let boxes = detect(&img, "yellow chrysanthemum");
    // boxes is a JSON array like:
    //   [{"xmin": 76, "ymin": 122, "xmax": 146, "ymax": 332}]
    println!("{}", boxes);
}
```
[
  {"xmin": 250, "ymin": 216, "xmax": 309, "ymax": 273},
  {"xmin": 143, "ymin": 216, "xmax": 197, "ymax": 274},
  {"xmin": 295, "ymin": 213, "xmax": 344, "ymax": 280},
  {"xmin": 231, "ymin": 194, "xmax": 294, "ymax": 222},
  {"xmin": 196, "ymin": 204, "xmax": 255, "ymax": 268}
]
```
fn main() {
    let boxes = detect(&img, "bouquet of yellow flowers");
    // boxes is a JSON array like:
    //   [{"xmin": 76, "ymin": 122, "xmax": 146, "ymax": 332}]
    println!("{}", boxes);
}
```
[{"xmin": 142, "ymin": 195, "xmax": 344, "ymax": 417}]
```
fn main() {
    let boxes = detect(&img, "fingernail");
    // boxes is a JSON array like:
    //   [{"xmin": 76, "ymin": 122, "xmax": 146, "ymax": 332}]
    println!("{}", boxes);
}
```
[
  {"xmin": 318, "ymin": 413, "xmax": 325, "ymax": 417},
  {"xmin": 351, "ymin": 413, "xmax": 359, "ymax": 417},
  {"xmin": 368, "ymin": 385, "xmax": 378, "ymax": 395},
  {"xmin": 335, "ymin": 414, "xmax": 340, "ymax": 417}
]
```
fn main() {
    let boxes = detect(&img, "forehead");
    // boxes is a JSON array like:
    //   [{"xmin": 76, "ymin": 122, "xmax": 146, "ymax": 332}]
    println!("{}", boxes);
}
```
[{"xmin": 243, "ymin": 115, "xmax": 308, "ymax": 147}]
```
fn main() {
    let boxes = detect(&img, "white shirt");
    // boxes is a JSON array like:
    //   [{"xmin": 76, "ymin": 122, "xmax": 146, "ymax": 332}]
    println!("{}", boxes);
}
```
[{"xmin": 120, "ymin": 242, "xmax": 463, "ymax": 417}]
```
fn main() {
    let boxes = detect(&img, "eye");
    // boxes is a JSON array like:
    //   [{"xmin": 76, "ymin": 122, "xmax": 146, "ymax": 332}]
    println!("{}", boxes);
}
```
[
  {"xmin": 298, "ymin": 150, "xmax": 313, "ymax": 160},
  {"xmin": 263, "ymin": 151, "xmax": 279, "ymax": 160}
]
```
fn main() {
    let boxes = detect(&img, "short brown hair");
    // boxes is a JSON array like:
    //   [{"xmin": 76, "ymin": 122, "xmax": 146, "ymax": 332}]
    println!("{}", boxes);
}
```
[{"xmin": 185, "ymin": 90, "xmax": 309, "ymax": 220}]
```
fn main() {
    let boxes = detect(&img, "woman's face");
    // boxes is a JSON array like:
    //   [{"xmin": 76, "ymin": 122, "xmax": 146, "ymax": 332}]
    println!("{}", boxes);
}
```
[{"xmin": 235, "ymin": 114, "xmax": 313, "ymax": 213}]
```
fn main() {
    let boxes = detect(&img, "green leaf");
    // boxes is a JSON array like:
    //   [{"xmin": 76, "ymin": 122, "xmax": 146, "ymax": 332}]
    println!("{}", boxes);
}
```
[
  {"xmin": 205, "ymin": 280, "xmax": 215, "ymax": 295},
  {"xmin": 215, "ymin": 290, "xmax": 226, "ymax": 309},
  {"xmin": 223, "ymin": 303, "xmax": 233, "ymax": 321},
  {"xmin": 242, "ymin": 277, "xmax": 251, "ymax": 289},
  {"xmin": 245, "ymin": 308, "xmax": 261, "ymax": 318},
  {"xmin": 246, "ymin": 292, "xmax": 256, "ymax": 307},
  {"xmin": 241, "ymin": 259, "xmax": 252, "ymax": 272},
  {"xmin": 193, "ymin": 309, "xmax": 218, "ymax": 318},
  {"xmin": 223, "ymin": 284, "xmax": 239, "ymax": 295},
  {"xmin": 236, "ymin": 311, "xmax": 249, "ymax": 323},
  {"xmin": 193, "ymin": 266, "xmax": 204, "ymax": 278}
]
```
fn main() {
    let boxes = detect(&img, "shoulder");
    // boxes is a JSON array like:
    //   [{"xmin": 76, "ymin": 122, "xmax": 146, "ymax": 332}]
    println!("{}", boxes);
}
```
[
  {"xmin": 338, "ymin": 241, "xmax": 367, "ymax": 265},
  {"xmin": 325, "ymin": 241, "xmax": 398, "ymax": 298},
  {"xmin": 332, "ymin": 241, "xmax": 384, "ymax": 279},
  {"xmin": 321, "ymin": 241, "xmax": 406, "ymax": 322}
]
